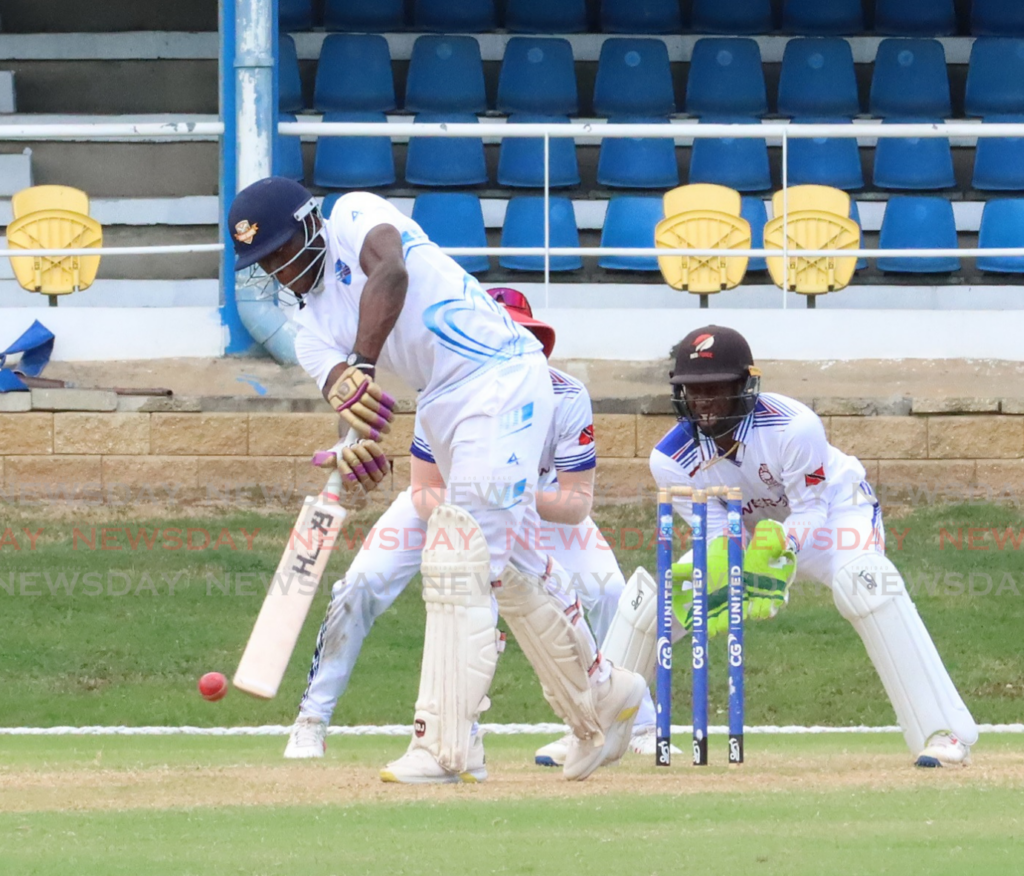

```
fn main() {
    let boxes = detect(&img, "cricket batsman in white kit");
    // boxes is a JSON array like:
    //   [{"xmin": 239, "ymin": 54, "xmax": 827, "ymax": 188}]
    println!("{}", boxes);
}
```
[
  {"xmin": 228, "ymin": 178, "xmax": 646, "ymax": 783},
  {"xmin": 610, "ymin": 324, "xmax": 977, "ymax": 767}
]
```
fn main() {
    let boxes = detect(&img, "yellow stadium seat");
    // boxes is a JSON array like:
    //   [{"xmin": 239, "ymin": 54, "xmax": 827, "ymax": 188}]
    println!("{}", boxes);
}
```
[
  {"xmin": 12, "ymin": 184, "xmax": 90, "ymax": 219},
  {"xmin": 7, "ymin": 209, "xmax": 103, "ymax": 301},
  {"xmin": 770, "ymin": 184, "xmax": 849, "ymax": 219},
  {"xmin": 656, "ymin": 184, "xmax": 751, "ymax": 300}
]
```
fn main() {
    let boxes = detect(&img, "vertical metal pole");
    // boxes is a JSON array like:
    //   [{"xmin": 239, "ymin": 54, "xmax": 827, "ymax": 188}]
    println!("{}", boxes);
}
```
[
  {"xmin": 727, "ymin": 492, "xmax": 745, "ymax": 764},
  {"xmin": 781, "ymin": 128, "xmax": 789, "ymax": 309},
  {"xmin": 655, "ymin": 492, "xmax": 674, "ymax": 767},
  {"xmin": 235, "ymin": 0, "xmax": 275, "ymax": 189},
  {"xmin": 691, "ymin": 490, "xmax": 709, "ymax": 766},
  {"xmin": 543, "ymin": 131, "xmax": 550, "ymax": 306}
]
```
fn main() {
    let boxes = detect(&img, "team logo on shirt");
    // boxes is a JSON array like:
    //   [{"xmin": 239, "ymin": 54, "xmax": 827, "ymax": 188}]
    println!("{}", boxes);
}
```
[
  {"xmin": 578, "ymin": 424, "xmax": 595, "ymax": 445},
  {"xmin": 689, "ymin": 334, "xmax": 715, "ymax": 359},
  {"xmin": 758, "ymin": 463, "xmax": 782, "ymax": 488},
  {"xmin": 335, "ymin": 259, "xmax": 352, "ymax": 285},
  {"xmin": 233, "ymin": 220, "xmax": 258, "ymax": 244},
  {"xmin": 804, "ymin": 465, "xmax": 826, "ymax": 487}
]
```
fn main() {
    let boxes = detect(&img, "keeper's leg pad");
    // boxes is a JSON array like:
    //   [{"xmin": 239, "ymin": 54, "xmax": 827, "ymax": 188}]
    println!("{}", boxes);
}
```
[
  {"xmin": 412, "ymin": 505, "xmax": 500, "ymax": 773},
  {"xmin": 494, "ymin": 559, "xmax": 604, "ymax": 745},
  {"xmin": 600, "ymin": 567, "xmax": 658, "ymax": 684},
  {"xmin": 831, "ymin": 553, "xmax": 979, "ymax": 753}
]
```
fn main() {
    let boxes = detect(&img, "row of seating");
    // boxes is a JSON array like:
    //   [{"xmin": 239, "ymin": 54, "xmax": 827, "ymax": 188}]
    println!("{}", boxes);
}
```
[
  {"xmin": 275, "ymin": 114, "xmax": 1024, "ymax": 193},
  {"xmin": 280, "ymin": 34, "xmax": 1024, "ymax": 121},
  {"xmin": 318, "ymin": 190, "xmax": 1024, "ymax": 277},
  {"xmin": 281, "ymin": 0, "xmax": 1023, "ymax": 38}
]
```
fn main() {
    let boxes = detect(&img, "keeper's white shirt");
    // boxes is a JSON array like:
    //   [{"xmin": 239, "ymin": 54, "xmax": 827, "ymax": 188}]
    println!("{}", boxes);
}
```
[
  {"xmin": 293, "ymin": 193, "xmax": 542, "ymax": 403},
  {"xmin": 649, "ymin": 392, "xmax": 875, "ymax": 552}
]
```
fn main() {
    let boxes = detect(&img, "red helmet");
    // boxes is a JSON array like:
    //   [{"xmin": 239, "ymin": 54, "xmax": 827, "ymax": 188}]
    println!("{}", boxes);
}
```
[{"xmin": 487, "ymin": 287, "xmax": 556, "ymax": 358}]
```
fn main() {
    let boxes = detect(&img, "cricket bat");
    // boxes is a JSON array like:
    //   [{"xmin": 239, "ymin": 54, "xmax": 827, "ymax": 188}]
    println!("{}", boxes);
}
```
[{"xmin": 233, "ymin": 433, "xmax": 356, "ymax": 699}]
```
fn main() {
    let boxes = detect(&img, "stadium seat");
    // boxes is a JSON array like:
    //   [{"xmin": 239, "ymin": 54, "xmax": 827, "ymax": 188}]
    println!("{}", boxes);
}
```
[
  {"xmin": 413, "ymin": 0, "xmax": 496, "ymax": 32},
  {"xmin": 280, "ymin": 0, "xmax": 314, "ymax": 31},
  {"xmin": 596, "ymin": 117, "xmax": 679, "ymax": 189},
  {"xmin": 782, "ymin": 0, "xmax": 863, "ymax": 34},
  {"xmin": 405, "ymin": 113, "xmax": 488, "ymax": 186},
  {"xmin": 313, "ymin": 112, "xmax": 395, "ymax": 189},
  {"xmin": 500, "ymin": 197, "xmax": 582, "ymax": 271},
  {"xmin": 688, "ymin": 116, "xmax": 771, "ymax": 192},
  {"xmin": 598, "ymin": 196, "xmax": 663, "ymax": 271},
  {"xmin": 777, "ymin": 39, "xmax": 859, "ymax": 119},
  {"xmin": 593, "ymin": 38, "xmax": 675, "ymax": 118},
  {"xmin": 411, "ymin": 193, "xmax": 490, "ymax": 274},
  {"xmin": 278, "ymin": 34, "xmax": 303, "ymax": 112},
  {"xmin": 972, "ymin": 0, "xmax": 1024, "ymax": 36},
  {"xmin": 505, "ymin": 0, "xmax": 587, "ymax": 33},
  {"xmin": 741, "ymin": 196, "xmax": 768, "ymax": 271},
  {"xmin": 973, "ymin": 116, "xmax": 1024, "ymax": 191},
  {"xmin": 877, "ymin": 196, "xmax": 960, "ymax": 273},
  {"xmin": 874, "ymin": 0, "xmax": 955, "ymax": 36},
  {"xmin": 690, "ymin": 0, "xmax": 772, "ymax": 35},
  {"xmin": 497, "ymin": 38, "xmax": 578, "ymax": 116},
  {"xmin": 785, "ymin": 119, "xmax": 864, "ymax": 190},
  {"xmin": 685, "ymin": 39, "xmax": 767, "ymax": 118},
  {"xmin": 870, "ymin": 39, "xmax": 951, "ymax": 119},
  {"xmin": 849, "ymin": 199, "xmax": 867, "ymax": 269},
  {"xmin": 12, "ymin": 185, "xmax": 88, "ymax": 218},
  {"xmin": 872, "ymin": 119, "xmax": 955, "ymax": 190},
  {"xmin": 405, "ymin": 36, "xmax": 486, "ymax": 114},
  {"xmin": 965, "ymin": 39, "xmax": 1024, "ymax": 117},
  {"xmin": 497, "ymin": 114, "xmax": 580, "ymax": 188},
  {"xmin": 601, "ymin": 0, "xmax": 683, "ymax": 34},
  {"xmin": 274, "ymin": 114, "xmax": 304, "ymax": 182},
  {"xmin": 321, "ymin": 192, "xmax": 342, "ymax": 219},
  {"xmin": 313, "ymin": 34, "xmax": 395, "ymax": 113},
  {"xmin": 977, "ymin": 199, "xmax": 1024, "ymax": 272},
  {"xmin": 772, "ymin": 184, "xmax": 849, "ymax": 217},
  {"xmin": 323, "ymin": 0, "xmax": 404, "ymax": 31}
]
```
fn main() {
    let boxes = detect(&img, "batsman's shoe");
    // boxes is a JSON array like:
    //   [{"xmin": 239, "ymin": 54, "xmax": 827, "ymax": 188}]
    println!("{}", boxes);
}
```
[
  {"xmin": 626, "ymin": 724, "xmax": 682, "ymax": 758},
  {"xmin": 380, "ymin": 733, "xmax": 487, "ymax": 784},
  {"xmin": 915, "ymin": 731, "xmax": 972, "ymax": 768},
  {"xmin": 283, "ymin": 716, "xmax": 328, "ymax": 759},
  {"xmin": 563, "ymin": 666, "xmax": 646, "ymax": 781},
  {"xmin": 535, "ymin": 733, "xmax": 572, "ymax": 767}
]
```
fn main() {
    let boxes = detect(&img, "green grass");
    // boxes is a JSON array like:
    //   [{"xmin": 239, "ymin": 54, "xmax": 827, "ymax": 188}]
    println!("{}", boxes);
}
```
[{"xmin": 1, "ymin": 502, "xmax": 1023, "ymax": 727}]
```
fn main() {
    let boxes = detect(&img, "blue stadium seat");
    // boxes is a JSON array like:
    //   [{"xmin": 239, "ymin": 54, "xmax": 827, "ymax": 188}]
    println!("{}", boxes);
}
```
[
  {"xmin": 870, "ymin": 39, "xmax": 951, "ymax": 119},
  {"xmin": 274, "ymin": 114, "xmax": 304, "ymax": 182},
  {"xmin": 598, "ymin": 197, "xmax": 663, "ymax": 271},
  {"xmin": 405, "ymin": 36, "xmax": 486, "ymax": 114},
  {"xmin": 278, "ymin": 34, "xmax": 303, "ymax": 112},
  {"xmin": 688, "ymin": 116, "xmax": 771, "ymax": 192},
  {"xmin": 778, "ymin": 39, "xmax": 859, "ymax": 118},
  {"xmin": 314, "ymin": 35, "xmax": 395, "ymax": 113},
  {"xmin": 782, "ymin": 0, "xmax": 863, "ymax": 34},
  {"xmin": 972, "ymin": 0, "xmax": 1024, "ymax": 36},
  {"xmin": 323, "ymin": 0, "xmax": 404, "ymax": 31},
  {"xmin": 973, "ymin": 115, "xmax": 1024, "ymax": 191},
  {"xmin": 280, "ymin": 0, "xmax": 315, "ymax": 31},
  {"xmin": 872, "ymin": 119, "xmax": 955, "ymax": 190},
  {"xmin": 405, "ymin": 113, "xmax": 488, "ymax": 186},
  {"xmin": 321, "ymin": 192, "xmax": 342, "ymax": 219},
  {"xmin": 596, "ymin": 117, "xmax": 679, "ymax": 188},
  {"xmin": 977, "ymin": 199, "xmax": 1024, "ymax": 272},
  {"xmin": 785, "ymin": 119, "xmax": 864, "ymax": 190},
  {"xmin": 965, "ymin": 39, "xmax": 1024, "ymax": 117},
  {"xmin": 848, "ymin": 199, "xmax": 867, "ymax": 269},
  {"xmin": 414, "ymin": 0, "xmax": 496, "ymax": 32},
  {"xmin": 740, "ymin": 196, "xmax": 768, "ymax": 271},
  {"xmin": 685, "ymin": 39, "xmax": 767, "ymax": 118},
  {"xmin": 594, "ymin": 39, "xmax": 675, "ymax": 118},
  {"xmin": 313, "ymin": 112, "xmax": 395, "ymax": 189},
  {"xmin": 877, "ymin": 196, "xmax": 960, "ymax": 273},
  {"xmin": 505, "ymin": 0, "xmax": 587, "ymax": 33},
  {"xmin": 601, "ymin": 0, "xmax": 683, "ymax": 34},
  {"xmin": 411, "ymin": 193, "xmax": 490, "ymax": 274},
  {"xmin": 874, "ymin": 0, "xmax": 955, "ymax": 36},
  {"xmin": 500, "ymin": 197, "xmax": 582, "ymax": 271},
  {"xmin": 690, "ymin": 0, "xmax": 772, "ymax": 34},
  {"xmin": 497, "ymin": 38, "xmax": 578, "ymax": 116},
  {"xmin": 497, "ymin": 115, "xmax": 580, "ymax": 188}
]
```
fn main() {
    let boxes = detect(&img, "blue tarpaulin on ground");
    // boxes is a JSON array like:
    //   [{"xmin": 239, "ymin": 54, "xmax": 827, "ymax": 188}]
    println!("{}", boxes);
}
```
[{"xmin": 0, "ymin": 320, "xmax": 55, "ymax": 392}]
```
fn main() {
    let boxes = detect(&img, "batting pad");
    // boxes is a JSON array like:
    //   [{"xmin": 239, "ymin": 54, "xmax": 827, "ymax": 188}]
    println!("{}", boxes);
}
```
[{"xmin": 600, "ymin": 567, "xmax": 659, "ymax": 684}]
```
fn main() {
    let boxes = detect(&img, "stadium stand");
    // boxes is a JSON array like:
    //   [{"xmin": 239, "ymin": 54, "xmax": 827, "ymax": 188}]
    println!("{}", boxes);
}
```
[
  {"xmin": 413, "ymin": 0, "xmax": 496, "ymax": 33},
  {"xmin": 965, "ymin": 39, "xmax": 1024, "ymax": 117},
  {"xmin": 781, "ymin": 0, "xmax": 863, "ymax": 35},
  {"xmin": 313, "ymin": 111, "xmax": 396, "ymax": 189},
  {"xmin": 0, "ymin": 72, "xmax": 16, "ymax": 114},
  {"xmin": 878, "ymin": 196, "xmax": 961, "ymax": 273},
  {"xmin": 500, "ymin": 196, "xmax": 582, "ymax": 272},
  {"xmin": 869, "ymin": 39, "xmax": 952, "ymax": 118},
  {"xmin": 690, "ymin": 0, "xmax": 772, "ymax": 35},
  {"xmin": 313, "ymin": 34, "xmax": 395, "ymax": 113},
  {"xmin": 596, "ymin": 117, "xmax": 679, "ymax": 189},
  {"xmin": 875, "ymin": 0, "xmax": 956, "ymax": 36},
  {"xmin": 497, "ymin": 38, "xmax": 579, "ymax": 116},
  {"xmin": 777, "ymin": 38, "xmax": 859, "ymax": 118},
  {"xmin": 404, "ymin": 35, "xmax": 487, "ymax": 114},
  {"xmin": 688, "ymin": 116, "xmax": 771, "ymax": 192},
  {"xmin": 274, "ymin": 113, "xmax": 305, "ymax": 183},
  {"xmin": 685, "ymin": 38, "xmax": 767, "ymax": 118},
  {"xmin": 972, "ymin": 116, "xmax": 1024, "ymax": 191},
  {"xmin": 277, "ymin": 34, "xmax": 303, "ymax": 112},
  {"xmin": 600, "ymin": 0, "xmax": 682, "ymax": 35},
  {"xmin": 741, "ymin": 196, "xmax": 769, "ymax": 272},
  {"xmin": 597, "ymin": 196, "xmax": 662, "ymax": 271},
  {"xmin": 404, "ymin": 113, "xmax": 488, "ymax": 186},
  {"xmin": 977, "ymin": 199, "xmax": 1024, "ymax": 273},
  {"xmin": 971, "ymin": 0, "xmax": 1024, "ymax": 37},
  {"xmin": 593, "ymin": 38, "xmax": 675, "ymax": 117},
  {"xmin": 323, "ymin": 0, "xmax": 404, "ymax": 32},
  {"xmin": 872, "ymin": 119, "xmax": 956, "ymax": 190},
  {"xmin": 505, "ymin": 0, "xmax": 588, "ymax": 34},
  {"xmin": 279, "ymin": 0, "xmax": 314, "ymax": 32},
  {"xmin": 785, "ymin": 119, "xmax": 865, "ymax": 190},
  {"xmin": 411, "ymin": 193, "xmax": 490, "ymax": 274},
  {"xmin": 498, "ymin": 114, "xmax": 581, "ymax": 188}
]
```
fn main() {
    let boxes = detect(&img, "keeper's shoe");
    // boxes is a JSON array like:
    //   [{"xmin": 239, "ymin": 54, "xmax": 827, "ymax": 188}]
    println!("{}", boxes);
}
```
[
  {"xmin": 625, "ymin": 724, "xmax": 682, "ymax": 759},
  {"xmin": 380, "ymin": 732, "xmax": 487, "ymax": 784},
  {"xmin": 283, "ymin": 716, "xmax": 328, "ymax": 759},
  {"xmin": 535, "ymin": 733, "xmax": 571, "ymax": 767},
  {"xmin": 563, "ymin": 666, "xmax": 646, "ymax": 781},
  {"xmin": 915, "ymin": 731, "xmax": 972, "ymax": 768}
]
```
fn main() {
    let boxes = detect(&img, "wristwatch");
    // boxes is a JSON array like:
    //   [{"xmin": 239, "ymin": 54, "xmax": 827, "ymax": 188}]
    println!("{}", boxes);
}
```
[{"xmin": 346, "ymin": 352, "xmax": 376, "ymax": 374}]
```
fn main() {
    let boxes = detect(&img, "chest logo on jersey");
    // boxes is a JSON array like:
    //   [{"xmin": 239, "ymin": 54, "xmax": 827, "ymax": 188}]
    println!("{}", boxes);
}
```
[
  {"xmin": 233, "ymin": 220, "xmax": 258, "ymax": 244},
  {"xmin": 334, "ymin": 259, "xmax": 352, "ymax": 285},
  {"xmin": 758, "ymin": 463, "xmax": 782, "ymax": 488},
  {"xmin": 804, "ymin": 465, "xmax": 826, "ymax": 487},
  {"xmin": 578, "ymin": 424, "xmax": 594, "ymax": 445}
]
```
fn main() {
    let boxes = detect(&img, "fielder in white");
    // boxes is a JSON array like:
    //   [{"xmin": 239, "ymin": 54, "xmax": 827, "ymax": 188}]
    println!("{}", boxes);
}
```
[
  {"xmin": 609, "ymin": 324, "xmax": 977, "ymax": 767},
  {"xmin": 227, "ymin": 178, "xmax": 645, "ymax": 784}
]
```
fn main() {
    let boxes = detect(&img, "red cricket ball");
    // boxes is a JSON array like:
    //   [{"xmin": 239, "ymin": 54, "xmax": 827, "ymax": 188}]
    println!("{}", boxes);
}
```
[{"xmin": 198, "ymin": 671, "xmax": 229, "ymax": 702}]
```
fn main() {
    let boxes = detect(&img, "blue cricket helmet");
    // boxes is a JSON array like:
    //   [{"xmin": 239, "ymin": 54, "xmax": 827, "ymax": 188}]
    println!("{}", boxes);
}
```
[{"xmin": 228, "ymin": 176, "xmax": 316, "ymax": 270}]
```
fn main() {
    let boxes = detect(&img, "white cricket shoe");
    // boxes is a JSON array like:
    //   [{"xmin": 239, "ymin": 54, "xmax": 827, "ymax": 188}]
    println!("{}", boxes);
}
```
[
  {"xmin": 534, "ymin": 733, "xmax": 572, "ymax": 767},
  {"xmin": 563, "ymin": 666, "xmax": 647, "ymax": 781},
  {"xmin": 380, "ymin": 731, "xmax": 487, "ymax": 784},
  {"xmin": 284, "ymin": 716, "xmax": 328, "ymax": 759},
  {"xmin": 915, "ymin": 731, "xmax": 972, "ymax": 768},
  {"xmin": 626, "ymin": 724, "xmax": 682, "ymax": 758}
]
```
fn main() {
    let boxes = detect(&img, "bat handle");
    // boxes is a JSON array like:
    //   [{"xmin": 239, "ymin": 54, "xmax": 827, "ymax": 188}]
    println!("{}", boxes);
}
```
[{"xmin": 319, "ymin": 428, "xmax": 359, "ymax": 505}]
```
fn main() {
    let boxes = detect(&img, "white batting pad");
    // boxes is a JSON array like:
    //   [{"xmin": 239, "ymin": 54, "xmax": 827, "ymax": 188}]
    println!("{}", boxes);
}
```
[{"xmin": 600, "ymin": 567, "xmax": 659, "ymax": 684}]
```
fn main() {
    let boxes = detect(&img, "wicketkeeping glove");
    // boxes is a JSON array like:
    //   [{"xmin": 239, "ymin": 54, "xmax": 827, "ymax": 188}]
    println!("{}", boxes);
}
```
[{"xmin": 326, "ymin": 365, "xmax": 396, "ymax": 441}]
